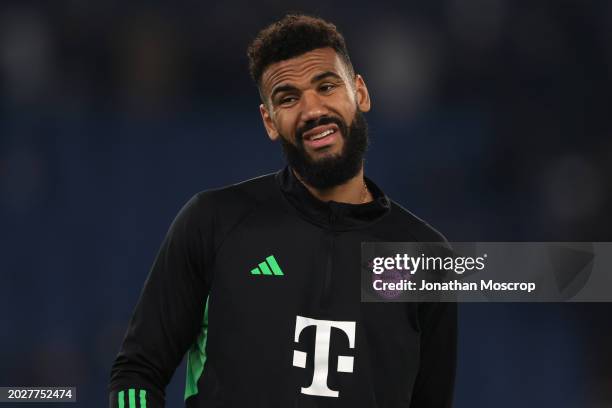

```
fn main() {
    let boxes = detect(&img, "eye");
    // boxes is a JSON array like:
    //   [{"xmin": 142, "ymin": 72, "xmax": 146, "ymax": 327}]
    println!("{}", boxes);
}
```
[
  {"xmin": 319, "ymin": 83, "xmax": 336, "ymax": 92},
  {"xmin": 280, "ymin": 96, "xmax": 298, "ymax": 105}
]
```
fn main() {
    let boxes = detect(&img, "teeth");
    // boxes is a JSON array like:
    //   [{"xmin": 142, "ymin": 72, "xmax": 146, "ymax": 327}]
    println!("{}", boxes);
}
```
[{"xmin": 311, "ymin": 129, "xmax": 334, "ymax": 140}]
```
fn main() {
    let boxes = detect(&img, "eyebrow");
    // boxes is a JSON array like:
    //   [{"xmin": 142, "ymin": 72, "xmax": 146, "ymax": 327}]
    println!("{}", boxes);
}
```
[
  {"xmin": 312, "ymin": 71, "xmax": 342, "ymax": 83},
  {"xmin": 270, "ymin": 84, "xmax": 298, "ymax": 101},
  {"xmin": 270, "ymin": 71, "xmax": 343, "ymax": 101}
]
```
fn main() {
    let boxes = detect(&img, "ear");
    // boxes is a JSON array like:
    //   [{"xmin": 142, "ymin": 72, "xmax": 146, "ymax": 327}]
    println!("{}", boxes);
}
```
[
  {"xmin": 259, "ymin": 103, "xmax": 279, "ymax": 141},
  {"xmin": 354, "ymin": 74, "xmax": 371, "ymax": 113}
]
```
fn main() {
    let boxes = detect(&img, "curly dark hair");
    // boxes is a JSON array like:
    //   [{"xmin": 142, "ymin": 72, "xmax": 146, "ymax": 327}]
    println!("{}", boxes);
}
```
[{"xmin": 247, "ymin": 14, "xmax": 355, "ymax": 98}]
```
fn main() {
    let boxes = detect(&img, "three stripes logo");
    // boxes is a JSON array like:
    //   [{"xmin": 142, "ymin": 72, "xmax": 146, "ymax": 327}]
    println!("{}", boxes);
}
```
[
  {"xmin": 251, "ymin": 255, "xmax": 284, "ymax": 276},
  {"xmin": 117, "ymin": 389, "xmax": 147, "ymax": 408}
]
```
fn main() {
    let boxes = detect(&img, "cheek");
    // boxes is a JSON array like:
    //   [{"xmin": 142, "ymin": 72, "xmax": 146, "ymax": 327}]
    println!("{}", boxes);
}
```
[
  {"xmin": 337, "ymin": 100, "xmax": 357, "ymax": 125},
  {"xmin": 274, "ymin": 111, "xmax": 299, "ymax": 139},
  {"xmin": 330, "ymin": 90, "xmax": 357, "ymax": 119}
]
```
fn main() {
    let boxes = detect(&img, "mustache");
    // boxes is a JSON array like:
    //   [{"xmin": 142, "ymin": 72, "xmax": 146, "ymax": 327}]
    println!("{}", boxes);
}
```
[{"xmin": 296, "ymin": 116, "xmax": 348, "ymax": 142}]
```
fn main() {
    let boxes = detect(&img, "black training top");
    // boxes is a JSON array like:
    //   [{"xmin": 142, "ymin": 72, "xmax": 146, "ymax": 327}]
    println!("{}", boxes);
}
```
[{"xmin": 109, "ymin": 165, "xmax": 457, "ymax": 408}]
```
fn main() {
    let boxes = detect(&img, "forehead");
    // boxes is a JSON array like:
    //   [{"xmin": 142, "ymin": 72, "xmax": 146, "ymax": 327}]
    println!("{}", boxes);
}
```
[{"xmin": 260, "ymin": 47, "xmax": 349, "ymax": 96}]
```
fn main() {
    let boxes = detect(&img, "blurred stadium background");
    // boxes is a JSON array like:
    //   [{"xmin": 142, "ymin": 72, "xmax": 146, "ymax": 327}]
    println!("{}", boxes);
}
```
[{"xmin": 1, "ymin": 1, "xmax": 611, "ymax": 407}]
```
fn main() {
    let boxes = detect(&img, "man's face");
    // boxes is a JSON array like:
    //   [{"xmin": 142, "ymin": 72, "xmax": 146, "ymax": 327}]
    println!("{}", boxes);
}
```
[{"xmin": 259, "ymin": 47, "xmax": 371, "ymax": 188}]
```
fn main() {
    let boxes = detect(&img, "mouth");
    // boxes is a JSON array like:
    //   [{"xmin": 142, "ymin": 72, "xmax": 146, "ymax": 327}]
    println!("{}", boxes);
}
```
[{"xmin": 302, "ymin": 124, "xmax": 340, "ymax": 150}]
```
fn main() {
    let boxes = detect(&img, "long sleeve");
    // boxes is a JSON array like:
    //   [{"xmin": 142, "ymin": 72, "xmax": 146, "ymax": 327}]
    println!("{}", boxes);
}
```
[
  {"xmin": 409, "ymin": 301, "xmax": 458, "ymax": 408},
  {"xmin": 108, "ymin": 193, "xmax": 215, "ymax": 408}
]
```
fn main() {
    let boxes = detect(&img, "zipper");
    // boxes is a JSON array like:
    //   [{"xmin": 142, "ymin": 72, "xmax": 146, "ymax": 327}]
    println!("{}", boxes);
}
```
[
  {"xmin": 320, "ymin": 230, "xmax": 334, "ymax": 310},
  {"xmin": 320, "ymin": 209, "xmax": 337, "ymax": 310}
]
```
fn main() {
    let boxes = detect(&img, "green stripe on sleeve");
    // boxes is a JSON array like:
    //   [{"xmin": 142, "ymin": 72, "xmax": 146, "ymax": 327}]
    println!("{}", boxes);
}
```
[
  {"xmin": 184, "ymin": 297, "xmax": 210, "ymax": 400},
  {"xmin": 128, "ymin": 389, "xmax": 136, "ymax": 408},
  {"xmin": 118, "ymin": 391, "xmax": 125, "ymax": 408},
  {"xmin": 139, "ymin": 389, "xmax": 147, "ymax": 408},
  {"xmin": 250, "ymin": 267, "xmax": 261, "ymax": 275},
  {"xmin": 266, "ymin": 255, "xmax": 284, "ymax": 276}
]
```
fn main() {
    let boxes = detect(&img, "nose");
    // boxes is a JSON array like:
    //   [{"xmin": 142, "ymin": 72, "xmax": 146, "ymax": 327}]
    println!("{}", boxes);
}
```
[{"xmin": 299, "ymin": 89, "xmax": 329, "ymax": 124}]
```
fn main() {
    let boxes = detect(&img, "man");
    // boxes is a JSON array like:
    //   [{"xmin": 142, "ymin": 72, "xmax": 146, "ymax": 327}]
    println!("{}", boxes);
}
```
[{"xmin": 109, "ymin": 14, "xmax": 456, "ymax": 408}]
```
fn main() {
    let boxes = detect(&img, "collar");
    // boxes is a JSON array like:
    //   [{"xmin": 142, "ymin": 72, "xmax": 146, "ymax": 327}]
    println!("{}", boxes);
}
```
[{"xmin": 275, "ymin": 165, "xmax": 391, "ymax": 229}]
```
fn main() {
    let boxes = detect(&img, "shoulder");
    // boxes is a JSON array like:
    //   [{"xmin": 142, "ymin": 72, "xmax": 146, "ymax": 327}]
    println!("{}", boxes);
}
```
[
  {"xmin": 186, "ymin": 172, "xmax": 278, "ymax": 215},
  {"xmin": 172, "ymin": 172, "xmax": 278, "ymax": 247}
]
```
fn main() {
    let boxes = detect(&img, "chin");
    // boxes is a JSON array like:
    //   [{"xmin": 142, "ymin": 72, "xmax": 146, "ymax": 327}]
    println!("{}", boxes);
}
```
[
  {"xmin": 309, "ymin": 151, "xmax": 341, "ymax": 162},
  {"xmin": 311, "ymin": 145, "xmax": 343, "ymax": 157}
]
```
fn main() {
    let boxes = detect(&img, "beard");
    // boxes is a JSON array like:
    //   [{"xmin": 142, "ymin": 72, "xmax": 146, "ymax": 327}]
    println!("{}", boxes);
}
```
[{"xmin": 279, "ymin": 109, "xmax": 369, "ymax": 190}]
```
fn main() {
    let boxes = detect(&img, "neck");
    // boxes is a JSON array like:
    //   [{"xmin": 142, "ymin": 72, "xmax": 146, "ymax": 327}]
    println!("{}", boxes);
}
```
[{"xmin": 292, "ymin": 167, "xmax": 372, "ymax": 204}]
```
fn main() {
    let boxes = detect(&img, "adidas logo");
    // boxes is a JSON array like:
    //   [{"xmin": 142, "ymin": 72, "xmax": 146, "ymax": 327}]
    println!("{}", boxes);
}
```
[{"xmin": 251, "ymin": 255, "xmax": 284, "ymax": 276}]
